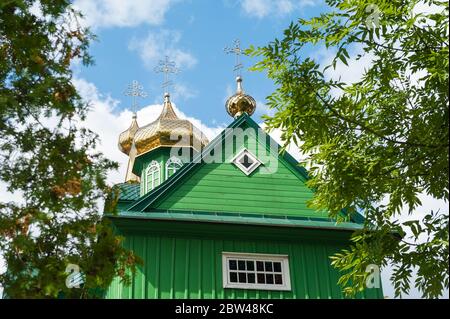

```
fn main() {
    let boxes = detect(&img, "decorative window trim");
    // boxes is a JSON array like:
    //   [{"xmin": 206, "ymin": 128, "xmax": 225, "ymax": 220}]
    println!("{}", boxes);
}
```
[
  {"xmin": 222, "ymin": 252, "xmax": 291, "ymax": 291},
  {"xmin": 231, "ymin": 148, "xmax": 262, "ymax": 176},
  {"xmin": 145, "ymin": 160, "xmax": 161, "ymax": 193},
  {"xmin": 165, "ymin": 156, "xmax": 183, "ymax": 179}
]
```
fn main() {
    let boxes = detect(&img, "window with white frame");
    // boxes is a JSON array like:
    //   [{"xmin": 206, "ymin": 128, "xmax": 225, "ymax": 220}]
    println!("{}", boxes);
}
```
[
  {"xmin": 165, "ymin": 156, "xmax": 183, "ymax": 179},
  {"xmin": 231, "ymin": 148, "xmax": 262, "ymax": 175},
  {"xmin": 222, "ymin": 252, "xmax": 291, "ymax": 291},
  {"xmin": 145, "ymin": 160, "xmax": 161, "ymax": 193}
]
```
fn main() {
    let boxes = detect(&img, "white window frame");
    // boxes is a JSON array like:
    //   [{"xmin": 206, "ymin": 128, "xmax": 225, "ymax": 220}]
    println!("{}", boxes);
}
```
[
  {"xmin": 222, "ymin": 252, "xmax": 291, "ymax": 291},
  {"xmin": 231, "ymin": 148, "xmax": 262, "ymax": 176},
  {"xmin": 165, "ymin": 156, "xmax": 183, "ymax": 179},
  {"xmin": 145, "ymin": 160, "xmax": 161, "ymax": 193}
]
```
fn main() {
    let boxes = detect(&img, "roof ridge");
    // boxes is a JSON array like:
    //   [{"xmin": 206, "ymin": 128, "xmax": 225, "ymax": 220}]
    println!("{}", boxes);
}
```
[{"xmin": 127, "ymin": 114, "xmax": 302, "ymax": 211}]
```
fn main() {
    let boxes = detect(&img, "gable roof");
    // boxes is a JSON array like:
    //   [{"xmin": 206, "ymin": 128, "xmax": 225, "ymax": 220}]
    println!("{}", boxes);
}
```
[
  {"xmin": 108, "ymin": 113, "xmax": 365, "ymax": 229},
  {"xmin": 128, "ymin": 114, "xmax": 311, "ymax": 211}
]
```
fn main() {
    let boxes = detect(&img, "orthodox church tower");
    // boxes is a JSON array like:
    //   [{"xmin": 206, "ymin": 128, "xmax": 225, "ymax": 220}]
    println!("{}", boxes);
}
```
[
  {"xmin": 117, "ymin": 60, "xmax": 208, "ymax": 195},
  {"xmin": 118, "ymin": 109, "xmax": 140, "ymax": 182}
]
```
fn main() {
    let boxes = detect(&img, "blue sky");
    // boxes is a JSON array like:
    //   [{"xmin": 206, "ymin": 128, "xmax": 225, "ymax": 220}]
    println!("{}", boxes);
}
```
[{"xmin": 74, "ymin": 0, "xmax": 324, "ymax": 126}]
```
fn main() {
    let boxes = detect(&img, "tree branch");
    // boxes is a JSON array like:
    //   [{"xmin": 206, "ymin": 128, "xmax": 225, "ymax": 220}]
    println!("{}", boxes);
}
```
[{"xmin": 314, "ymin": 92, "xmax": 449, "ymax": 149}]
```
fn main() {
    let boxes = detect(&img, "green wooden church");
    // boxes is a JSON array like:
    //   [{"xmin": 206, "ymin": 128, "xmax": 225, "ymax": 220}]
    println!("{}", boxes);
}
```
[{"xmin": 104, "ymin": 72, "xmax": 383, "ymax": 299}]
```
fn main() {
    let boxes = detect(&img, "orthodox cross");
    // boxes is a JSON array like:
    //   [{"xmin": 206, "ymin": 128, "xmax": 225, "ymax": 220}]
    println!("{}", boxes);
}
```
[
  {"xmin": 154, "ymin": 56, "xmax": 179, "ymax": 94},
  {"xmin": 224, "ymin": 39, "xmax": 244, "ymax": 76},
  {"xmin": 124, "ymin": 80, "xmax": 147, "ymax": 116}
]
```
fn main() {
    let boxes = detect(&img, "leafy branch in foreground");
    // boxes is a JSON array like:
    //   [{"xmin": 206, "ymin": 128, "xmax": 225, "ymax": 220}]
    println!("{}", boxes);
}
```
[
  {"xmin": 248, "ymin": 0, "xmax": 449, "ymax": 298},
  {"xmin": 0, "ymin": 0, "xmax": 138, "ymax": 298}
]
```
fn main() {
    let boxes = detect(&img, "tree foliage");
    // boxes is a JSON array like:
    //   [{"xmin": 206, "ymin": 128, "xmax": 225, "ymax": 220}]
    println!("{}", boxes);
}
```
[
  {"xmin": 248, "ymin": 0, "xmax": 449, "ymax": 298},
  {"xmin": 0, "ymin": 0, "xmax": 138, "ymax": 298}
]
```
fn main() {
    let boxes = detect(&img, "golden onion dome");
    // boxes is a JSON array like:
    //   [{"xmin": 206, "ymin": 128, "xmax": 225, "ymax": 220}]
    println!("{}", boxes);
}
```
[
  {"xmin": 225, "ymin": 76, "xmax": 256, "ymax": 118},
  {"xmin": 118, "ymin": 113, "xmax": 139, "ymax": 155},
  {"xmin": 132, "ymin": 93, "xmax": 209, "ymax": 156}
]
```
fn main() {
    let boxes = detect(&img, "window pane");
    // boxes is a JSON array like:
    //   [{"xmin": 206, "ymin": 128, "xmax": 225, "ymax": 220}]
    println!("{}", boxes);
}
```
[
  {"xmin": 256, "ymin": 261, "xmax": 264, "ymax": 271},
  {"xmin": 275, "ymin": 274, "xmax": 283, "ymax": 285},
  {"xmin": 240, "ymin": 154, "xmax": 253, "ymax": 169},
  {"xmin": 223, "ymin": 254, "xmax": 289, "ymax": 289},
  {"xmin": 273, "ymin": 262, "xmax": 282, "ymax": 273},
  {"xmin": 266, "ymin": 274, "xmax": 274, "ymax": 284},
  {"xmin": 247, "ymin": 273, "xmax": 255, "ymax": 284},
  {"xmin": 257, "ymin": 273, "xmax": 265, "ymax": 284}
]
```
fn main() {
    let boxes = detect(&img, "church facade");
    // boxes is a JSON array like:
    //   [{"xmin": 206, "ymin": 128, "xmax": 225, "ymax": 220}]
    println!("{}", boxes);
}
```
[{"xmin": 104, "ymin": 75, "xmax": 383, "ymax": 299}]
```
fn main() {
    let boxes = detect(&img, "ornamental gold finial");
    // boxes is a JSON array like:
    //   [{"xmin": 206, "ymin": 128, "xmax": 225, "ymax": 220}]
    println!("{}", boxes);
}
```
[
  {"xmin": 224, "ymin": 39, "xmax": 256, "ymax": 118},
  {"xmin": 124, "ymin": 80, "xmax": 147, "ymax": 117},
  {"xmin": 154, "ymin": 56, "xmax": 179, "ymax": 96}
]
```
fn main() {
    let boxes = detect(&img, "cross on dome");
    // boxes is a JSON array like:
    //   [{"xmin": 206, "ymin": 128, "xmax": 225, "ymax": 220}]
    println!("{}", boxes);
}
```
[
  {"xmin": 154, "ymin": 56, "xmax": 179, "ymax": 96},
  {"xmin": 224, "ymin": 39, "xmax": 256, "ymax": 118},
  {"xmin": 124, "ymin": 80, "xmax": 147, "ymax": 118},
  {"xmin": 224, "ymin": 39, "xmax": 244, "ymax": 76}
]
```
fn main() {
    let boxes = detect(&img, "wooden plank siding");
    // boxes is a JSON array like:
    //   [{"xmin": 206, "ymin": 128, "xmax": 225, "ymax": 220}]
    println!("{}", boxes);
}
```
[
  {"xmin": 156, "ymin": 160, "xmax": 329, "ymax": 218},
  {"xmin": 106, "ymin": 115, "xmax": 381, "ymax": 299},
  {"xmin": 105, "ymin": 230, "xmax": 383, "ymax": 299}
]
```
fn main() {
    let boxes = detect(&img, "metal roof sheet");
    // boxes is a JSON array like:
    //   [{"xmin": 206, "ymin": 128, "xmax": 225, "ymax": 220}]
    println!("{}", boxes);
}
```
[{"xmin": 108, "ymin": 210, "xmax": 363, "ymax": 231}]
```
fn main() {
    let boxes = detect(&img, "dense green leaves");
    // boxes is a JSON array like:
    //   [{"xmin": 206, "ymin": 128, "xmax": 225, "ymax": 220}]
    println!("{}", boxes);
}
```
[
  {"xmin": 0, "ymin": 1, "xmax": 138, "ymax": 298},
  {"xmin": 249, "ymin": 0, "xmax": 449, "ymax": 298}
]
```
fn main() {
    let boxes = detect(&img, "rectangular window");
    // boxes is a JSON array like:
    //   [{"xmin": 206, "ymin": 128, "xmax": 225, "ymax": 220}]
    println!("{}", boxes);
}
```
[{"xmin": 222, "ymin": 252, "xmax": 291, "ymax": 291}]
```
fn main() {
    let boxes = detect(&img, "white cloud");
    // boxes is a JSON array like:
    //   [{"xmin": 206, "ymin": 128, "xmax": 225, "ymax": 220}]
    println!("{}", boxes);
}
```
[
  {"xmin": 276, "ymin": 0, "xmax": 295, "ymax": 15},
  {"xmin": 413, "ymin": 1, "xmax": 446, "ymax": 27},
  {"xmin": 239, "ymin": 0, "xmax": 316, "ymax": 19},
  {"xmin": 260, "ymin": 124, "xmax": 306, "ymax": 164},
  {"xmin": 224, "ymin": 84, "xmax": 234, "ymax": 104},
  {"xmin": 241, "ymin": 0, "xmax": 271, "ymax": 18},
  {"xmin": 311, "ymin": 44, "xmax": 375, "ymax": 97},
  {"xmin": 73, "ymin": 0, "xmax": 178, "ymax": 29},
  {"xmin": 381, "ymin": 194, "xmax": 449, "ymax": 299},
  {"xmin": 128, "ymin": 29, "xmax": 197, "ymax": 71},
  {"xmin": 255, "ymin": 100, "xmax": 275, "ymax": 117},
  {"xmin": 72, "ymin": 78, "xmax": 129, "ymax": 184},
  {"xmin": 0, "ymin": 183, "xmax": 24, "ymax": 204},
  {"xmin": 171, "ymin": 83, "xmax": 198, "ymax": 101}
]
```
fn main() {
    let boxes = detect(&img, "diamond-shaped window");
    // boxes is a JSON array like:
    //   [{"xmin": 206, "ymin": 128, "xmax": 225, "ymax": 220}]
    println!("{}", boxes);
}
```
[{"xmin": 232, "ymin": 149, "xmax": 261, "ymax": 175}]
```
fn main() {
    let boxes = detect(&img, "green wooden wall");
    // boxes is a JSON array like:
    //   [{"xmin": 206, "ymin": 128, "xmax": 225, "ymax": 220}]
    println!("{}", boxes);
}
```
[
  {"xmin": 108, "ymin": 118, "xmax": 383, "ymax": 299},
  {"xmin": 152, "ymin": 125, "xmax": 328, "ymax": 218},
  {"xmin": 105, "ymin": 220, "xmax": 383, "ymax": 299},
  {"xmin": 156, "ymin": 161, "xmax": 328, "ymax": 218}
]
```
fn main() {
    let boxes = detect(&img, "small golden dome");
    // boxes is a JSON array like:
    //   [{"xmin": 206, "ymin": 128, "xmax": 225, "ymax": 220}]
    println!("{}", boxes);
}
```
[
  {"xmin": 225, "ymin": 76, "xmax": 256, "ymax": 118},
  {"xmin": 133, "ymin": 93, "xmax": 209, "ymax": 156},
  {"xmin": 118, "ymin": 114, "xmax": 139, "ymax": 155}
]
